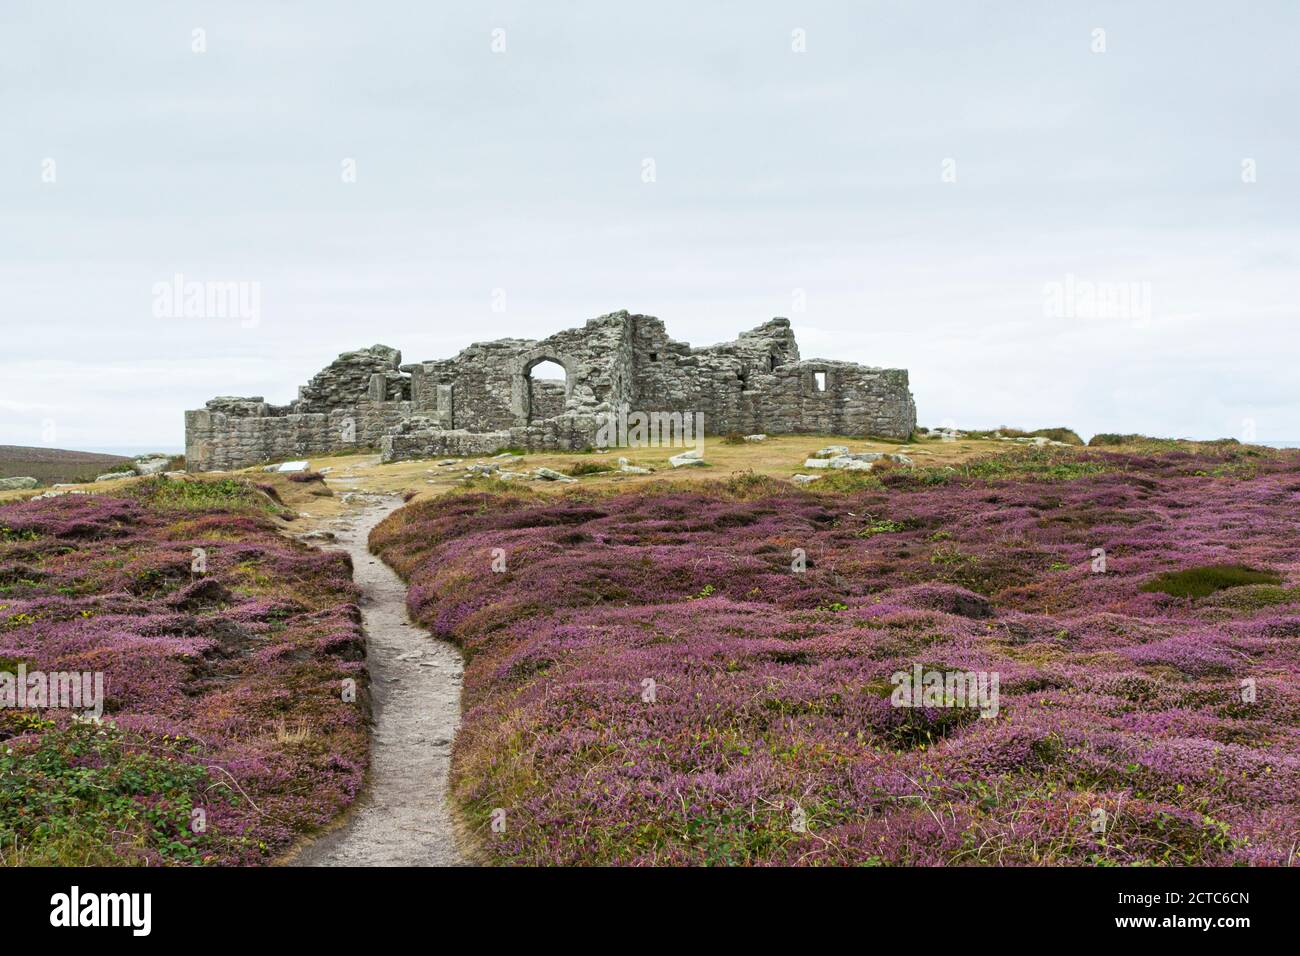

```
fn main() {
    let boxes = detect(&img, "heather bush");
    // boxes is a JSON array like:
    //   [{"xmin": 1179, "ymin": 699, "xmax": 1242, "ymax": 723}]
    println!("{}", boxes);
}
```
[
  {"xmin": 0, "ymin": 491, "xmax": 367, "ymax": 865},
  {"xmin": 373, "ymin": 447, "xmax": 1300, "ymax": 865}
]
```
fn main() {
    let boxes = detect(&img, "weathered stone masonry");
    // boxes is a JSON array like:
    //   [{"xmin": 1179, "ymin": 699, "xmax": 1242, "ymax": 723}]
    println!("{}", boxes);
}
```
[{"xmin": 185, "ymin": 311, "xmax": 916, "ymax": 471}]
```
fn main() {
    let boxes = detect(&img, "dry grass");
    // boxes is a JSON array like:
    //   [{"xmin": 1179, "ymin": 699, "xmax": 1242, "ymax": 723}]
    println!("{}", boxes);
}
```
[
  {"xmin": 273, "ymin": 718, "xmax": 314, "ymax": 744},
  {"xmin": 5, "ymin": 434, "xmax": 1261, "ymax": 527}
]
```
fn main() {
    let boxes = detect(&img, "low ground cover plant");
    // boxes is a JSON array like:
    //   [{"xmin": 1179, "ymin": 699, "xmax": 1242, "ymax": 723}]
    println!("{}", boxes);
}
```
[
  {"xmin": 372, "ymin": 447, "xmax": 1300, "ymax": 865},
  {"xmin": 0, "ymin": 481, "xmax": 367, "ymax": 865}
]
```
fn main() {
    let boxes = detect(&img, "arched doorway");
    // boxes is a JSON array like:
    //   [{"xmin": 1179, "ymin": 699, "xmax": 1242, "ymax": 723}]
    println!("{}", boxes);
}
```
[
  {"xmin": 526, "ymin": 360, "xmax": 567, "ymax": 423},
  {"xmin": 509, "ymin": 350, "xmax": 575, "ymax": 425}
]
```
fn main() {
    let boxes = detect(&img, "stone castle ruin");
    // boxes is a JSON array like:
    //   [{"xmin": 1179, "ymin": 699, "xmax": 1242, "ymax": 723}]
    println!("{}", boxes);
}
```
[{"xmin": 184, "ymin": 311, "xmax": 916, "ymax": 472}]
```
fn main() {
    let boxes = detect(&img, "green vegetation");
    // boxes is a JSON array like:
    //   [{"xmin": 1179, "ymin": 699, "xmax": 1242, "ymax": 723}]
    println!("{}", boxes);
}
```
[
  {"xmin": 127, "ymin": 476, "xmax": 286, "ymax": 514},
  {"xmin": 931, "ymin": 427, "xmax": 1083, "ymax": 445},
  {"xmin": 855, "ymin": 518, "xmax": 906, "ymax": 537},
  {"xmin": 1141, "ymin": 564, "xmax": 1283, "ymax": 599},
  {"xmin": 0, "ymin": 721, "xmax": 219, "ymax": 866},
  {"xmin": 955, "ymin": 449, "xmax": 1108, "ymax": 481},
  {"xmin": 1090, "ymin": 433, "xmax": 1157, "ymax": 447}
]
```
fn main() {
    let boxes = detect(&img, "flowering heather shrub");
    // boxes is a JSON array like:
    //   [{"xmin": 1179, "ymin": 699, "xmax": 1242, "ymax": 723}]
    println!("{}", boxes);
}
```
[
  {"xmin": 372, "ymin": 448, "xmax": 1300, "ymax": 865},
  {"xmin": 0, "ymin": 489, "xmax": 367, "ymax": 865}
]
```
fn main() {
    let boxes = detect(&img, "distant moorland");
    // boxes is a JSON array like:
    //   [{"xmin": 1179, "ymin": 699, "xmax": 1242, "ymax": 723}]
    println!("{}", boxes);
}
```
[{"xmin": 0, "ymin": 445, "xmax": 131, "ymax": 486}]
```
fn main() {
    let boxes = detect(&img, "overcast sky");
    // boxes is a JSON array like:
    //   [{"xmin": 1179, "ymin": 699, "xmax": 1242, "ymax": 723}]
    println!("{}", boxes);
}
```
[{"xmin": 2, "ymin": 1, "xmax": 1296, "ymax": 451}]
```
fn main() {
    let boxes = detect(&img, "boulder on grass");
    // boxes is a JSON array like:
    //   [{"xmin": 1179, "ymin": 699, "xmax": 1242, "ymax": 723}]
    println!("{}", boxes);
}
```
[
  {"xmin": 132, "ymin": 457, "xmax": 171, "ymax": 476},
  {"xmin": 827, "ymin": 456, "xmax": 874, "ymax": 471}
]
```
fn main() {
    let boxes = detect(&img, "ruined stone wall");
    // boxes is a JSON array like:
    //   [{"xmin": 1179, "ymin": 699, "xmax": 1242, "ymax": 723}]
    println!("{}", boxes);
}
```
[
  {"xmin": 185, "ymin": 344, "xmax": 413, "ymax": 471},
  {"xmin": 297, "ymin": 345, "xmax": 407, "ymax": 409},
  {"xmin": 407, "ymin": 339, "xmax": 529, "ymax": 433},
  {"xmin": 382, "ymin": 419, "xmax": 513, "ymax": 461},
  {"xmin": 186, "ymin": 399, "xmax": 410, "ymax": 472},
  {"xmin": 187, "ymin": 311, "xmax": 916, "ymax": 471},
  {"xmin": 404, "ymin": 312, "xmax": 635, "ymax": 432},
  {"xmin": 624, "ymin": 314, "xmax": 912, "ymax": 438}
]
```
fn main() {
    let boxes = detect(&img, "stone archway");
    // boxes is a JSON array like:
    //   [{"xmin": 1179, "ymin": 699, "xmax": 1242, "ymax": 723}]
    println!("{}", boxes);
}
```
[{"xmin": 509, "ymin": 350, "xmax": 577, "ymax": 425}]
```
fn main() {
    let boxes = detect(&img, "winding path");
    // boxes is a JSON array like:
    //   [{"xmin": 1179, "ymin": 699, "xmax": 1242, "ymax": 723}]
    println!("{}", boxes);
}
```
[{"xmin": 289, "ymin": 497, "xmax": 467, "ymax": 866}]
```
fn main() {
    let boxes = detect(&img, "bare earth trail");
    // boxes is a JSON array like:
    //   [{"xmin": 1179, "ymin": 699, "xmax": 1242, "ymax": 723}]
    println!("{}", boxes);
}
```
[{"xmin": 288, "ymin": 495, "xmax": 467, "ymax": 866}]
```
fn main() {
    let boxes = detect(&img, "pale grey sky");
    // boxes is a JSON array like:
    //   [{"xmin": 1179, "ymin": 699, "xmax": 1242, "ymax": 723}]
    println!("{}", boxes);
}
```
[{"xmin": 2, "ymin": 1, "xmax": 1297, "ymax": 450}]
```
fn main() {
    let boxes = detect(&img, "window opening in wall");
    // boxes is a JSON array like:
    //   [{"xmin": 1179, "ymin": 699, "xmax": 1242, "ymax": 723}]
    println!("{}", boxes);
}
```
[
  {"xmin": 649, "ymin": 352, "xmax": 659, "ymax": 362},
  {"xmin": 814, "ymin": 371, "xmax": 827, "ymax": 392}
]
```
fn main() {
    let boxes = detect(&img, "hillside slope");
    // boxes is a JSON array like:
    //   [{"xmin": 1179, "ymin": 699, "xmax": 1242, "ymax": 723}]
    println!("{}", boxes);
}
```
[{"xmin": 0, "ymin": 445, "xmax": 131, "ymax": 485}]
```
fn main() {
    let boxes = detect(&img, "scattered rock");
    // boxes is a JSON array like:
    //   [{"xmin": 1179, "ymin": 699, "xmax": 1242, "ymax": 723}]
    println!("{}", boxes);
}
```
[
  {"xmin": 533, "ymin": 467, "xmax": 577, "ymax": 483},
  {"xmin": 744, "ymin": 434, "xmax": 767, "ymax": 442},
  {"xmin": 814, "ymin": 445, "xmax": 850, "ymax": 458},
  {"xmin": 827, "ymin": 456, "xmax": 874, "ymax": 471},
  {"xmin": 791, "ymin": 474, "xmax": 822, "ymax": 484},
  {"xmin": 802, "ymin": 458, "xmax": 832, "ymax": 469},
  {"xmin": 132, "ymin": 457, "xmax": 171, "ymax": 476},
  {"xmin": 265, "ymin": 460, "xmax": 310, "ymax": 473},
  {"xmin": 295, "ymin": 530, "xmax": 337, "ymax": 542},
  {"xmin": 0, "ymin": 476, "xmax": 39, "ymax": 490},
  {"xmin": 669, "ymin": 450, "xmax": 706, "ymax": 468},
  {"xmin": 94, "ymin": 472, "xmax": 130, "ymax": 482}
]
